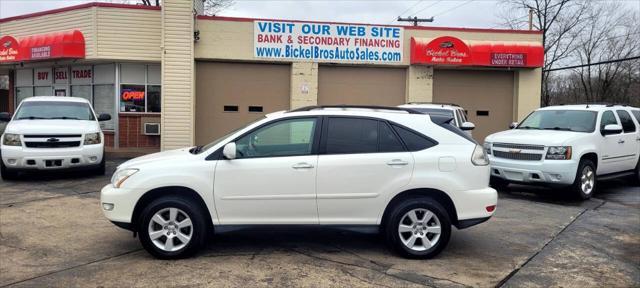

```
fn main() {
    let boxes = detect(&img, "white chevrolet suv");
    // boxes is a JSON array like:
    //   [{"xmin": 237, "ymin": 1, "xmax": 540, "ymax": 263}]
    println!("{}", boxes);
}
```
[
  {"xmin": 485, "ymin": 104, "xmax": 640, "ymax": 199},
  {"xmin": 101, "ymin": 105, "xmax": 497, "ymax": 259},
  {"xmin": 0, "ymin": 97, "xmax": 111, "ymax": 180},
  {"xmin": 399, "ymin": 103, "xmax": 476, "ymax": 136}
]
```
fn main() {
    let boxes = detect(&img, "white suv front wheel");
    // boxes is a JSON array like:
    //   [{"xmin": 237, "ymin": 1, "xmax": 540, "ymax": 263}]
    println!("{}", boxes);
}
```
[
  {"xmin": 138, "ymin": 197, "xmax": 207, "ymax": 259},
  {"xmin": 572, "ymin": 159, "xmax": 596, "ymax": 200},
  {"xmin": 385, "ymin": 197, "xmax": 451, "ymax": 259}
]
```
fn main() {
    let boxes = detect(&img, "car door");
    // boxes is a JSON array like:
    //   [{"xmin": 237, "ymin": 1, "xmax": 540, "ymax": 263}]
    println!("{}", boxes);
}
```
[
  {"xmin": 316, "ymin": 117, "xmax": 414, "ymax": 224},
  {"xmin": 598, "ymin": 110, "xmax": 626, "ymax": 174},
  {"xmin": 615, "ymin": 110, "xmax": 639, "ymax": 171},
  {"xmin": 213, "ymin": 117, "xmax": 320, "ymax": 224}
]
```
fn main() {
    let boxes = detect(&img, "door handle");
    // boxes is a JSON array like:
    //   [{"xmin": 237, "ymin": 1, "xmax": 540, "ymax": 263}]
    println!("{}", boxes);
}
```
[
  {"xmin": 618, "ymin": 139, "xmax": 625, "ymax": 144},
  {"xmin": 386, "ymin": 159, "xmax": 409, "ymax": 166},
  {"xmin": 292, "ymin": 162, "xmax": 314, "ymax": 169}
]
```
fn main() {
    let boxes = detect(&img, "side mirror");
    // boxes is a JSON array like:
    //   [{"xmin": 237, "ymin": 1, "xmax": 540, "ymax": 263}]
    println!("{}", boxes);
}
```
[
  {"xmin": 0, "ymin": 112, "xmax": 10, "ymax": 122},
  {"xmin": 602, "ymin": 124, "xmax": 623, "ymax": 136},
  {"xmin": 223, "ymin": 142, "xmax": 236, "ymax": 160},
  {"xmin": 97, "ymin": 113, "xmax": 111, "ymax": 122},
  {"xmin": 460, "ymin": 122, "xmax": 475, "ymax": 131},
  {"xmin": 509, "ymin": 122, "xmax": 519, "ymax": 129}
]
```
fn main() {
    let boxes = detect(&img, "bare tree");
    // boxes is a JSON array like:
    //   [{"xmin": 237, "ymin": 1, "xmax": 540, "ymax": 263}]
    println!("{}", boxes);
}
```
[
  {"xmin": 573, "ymin": 2, "xmax": 639, "ymax": 104},
  {"xmin": 499, "ymin": 0, "xmax": 589, "ymax": 106}
]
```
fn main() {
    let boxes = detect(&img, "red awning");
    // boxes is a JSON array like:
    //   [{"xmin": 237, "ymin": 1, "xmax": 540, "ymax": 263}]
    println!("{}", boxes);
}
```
[
  {"xmin": 0, "ymin": 30, "xmax": 85, "ymax": 63},
  {"xmin": 411, "ymin": 36, "xmax": 543, "ymax": 68}
]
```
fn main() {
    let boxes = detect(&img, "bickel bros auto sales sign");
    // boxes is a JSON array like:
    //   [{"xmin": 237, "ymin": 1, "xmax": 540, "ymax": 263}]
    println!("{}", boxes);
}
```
[{"xmin": 254, "ymin": 20, "xmax": 404, "ymax": 63}]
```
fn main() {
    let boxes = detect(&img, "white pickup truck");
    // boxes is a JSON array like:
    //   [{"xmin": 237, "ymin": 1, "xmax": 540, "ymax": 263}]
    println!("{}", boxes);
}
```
[
  {"xmin": 485, "ymin": 104, "xmax": 640, "ymax": 199},
  {"xmin": 0, "ymin": 96, "xmax": 111, "ymax": 180}
]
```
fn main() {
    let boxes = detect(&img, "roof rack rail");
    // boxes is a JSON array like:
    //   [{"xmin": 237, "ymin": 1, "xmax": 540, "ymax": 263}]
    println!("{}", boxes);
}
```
[
  {"xmin": 290, "ymin": 105, "xmax": 423, "ymax": 114},
  {"xmin": 406, "ymin": 102, "xmax": 460, "ymax": 107}
]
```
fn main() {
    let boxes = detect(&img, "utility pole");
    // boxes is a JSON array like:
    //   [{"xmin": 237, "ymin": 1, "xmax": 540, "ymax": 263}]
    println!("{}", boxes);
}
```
[
  {"xmin": 397, "ymin": 16, "xmax": 434, "ymax": 26},
  {"xmin": 528, "ymin": 8, "xmax": 534, "ymax": 30}
]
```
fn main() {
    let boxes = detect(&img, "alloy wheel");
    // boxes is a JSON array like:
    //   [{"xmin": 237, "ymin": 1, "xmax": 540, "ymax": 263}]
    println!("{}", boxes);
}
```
[
  {"xmin": 147, "ymin": 207, "xmax": 193, "ymax": 252},
  {"xmin": 580, "ymin": 166, "xmax": 595, "ymax": 195},
  {"xmin": 398, "ymin": 208, "xmax": 442, "ymax": 251}
]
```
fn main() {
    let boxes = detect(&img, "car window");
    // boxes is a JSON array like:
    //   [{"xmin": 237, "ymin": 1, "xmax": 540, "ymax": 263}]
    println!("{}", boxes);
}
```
[
  {"xmin": 14, "ymin": 101, "xmax": 95, "ymax": 121},
  {"xmin": 391, "ymin": 124, "xmax": 437, "ymax": 151},
  {"xmin": 235, "ymin": 118, "xmax": 316, "ymax": 158},
  {"xmin": 414, "ymin": 108, "xmax": 454, "ymax": 119},
  {"xmin": 454, "ymin": 110, "xmax": 464, "ymax": 126},
  {"xmin": 600, "ymin": 110, "xmax": 619, "ymax": 132},
  {"xmin": 325, "ymin": 118, "xmax": 378, "ymax": 154},
  {"xmin": 458, "ymin": 109, "xmax": 468, "ymax": 123},
  {"xmin": 378, "ymin": 121, "xmax": 405, "ymax": 153},
  {"xmin": 632, "ymin": 110, "xmax": 640, "ymax": 123},
  {"xmin": 616, "ymin": 110, "xmax": 637, "ymax": 133}
]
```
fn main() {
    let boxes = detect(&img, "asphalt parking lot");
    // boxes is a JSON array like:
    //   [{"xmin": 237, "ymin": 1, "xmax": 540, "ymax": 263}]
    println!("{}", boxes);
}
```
[{"xmin": 0, "ymin": 158, "xmax": 638, "ymax": 288}]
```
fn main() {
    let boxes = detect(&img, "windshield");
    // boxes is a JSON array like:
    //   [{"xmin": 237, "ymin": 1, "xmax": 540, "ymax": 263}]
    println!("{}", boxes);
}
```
[
  {"xmin": 15, "ymin": 101, "xmax": 95, "ymax": 121},
  {"xmin": 518, "ymin": 110, "xmax": 597, "ymax": 133},
  {"xmin": 414, "ymin": 108, "xmax": 454, "ymax": 118}
]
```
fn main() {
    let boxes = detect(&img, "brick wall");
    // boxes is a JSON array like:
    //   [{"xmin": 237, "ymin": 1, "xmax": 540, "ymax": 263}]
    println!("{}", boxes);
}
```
[
  {"xmin": 118, "ymin": 113, "xmax": 161, "ymax": 148},
  {"xmin": 104, "ymin": 131, "xmax": 115, "ymax": 147}
]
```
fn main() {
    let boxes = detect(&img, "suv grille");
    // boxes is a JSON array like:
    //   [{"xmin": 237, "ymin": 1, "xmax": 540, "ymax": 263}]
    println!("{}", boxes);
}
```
[
  {"xmin": 25, "ymin": 141, "xmax": 81, "ymax": 148},
  {"xmin": 493, "ymin": 150, "xmax": 543, "ymax": 161},
  {"xmin": 492, "ymin": 143, "xmax": 545, "ymax": 150}
]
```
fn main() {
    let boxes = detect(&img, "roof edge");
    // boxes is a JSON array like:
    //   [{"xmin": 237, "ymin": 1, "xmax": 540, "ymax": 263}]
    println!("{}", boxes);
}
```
[
  {"xmin": 0, "ymin": 2, "xmax": 160, "ymax": 24},
  {"xmin": 197, "ymin": 15, "xmax": 543, "ymax": 35}
]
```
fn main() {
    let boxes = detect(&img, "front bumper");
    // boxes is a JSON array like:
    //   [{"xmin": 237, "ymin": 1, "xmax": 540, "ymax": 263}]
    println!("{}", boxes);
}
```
[
  {"xmin": 488, "ymin": 156, "xmax": 578, "ymax": 186},
  {"xmin": 1, "ymin": 144, "xmax": 103, "ymax": 170},
  {"xmin": 100, "ymin": 184, "xmax": 140, "ymax": 224}
]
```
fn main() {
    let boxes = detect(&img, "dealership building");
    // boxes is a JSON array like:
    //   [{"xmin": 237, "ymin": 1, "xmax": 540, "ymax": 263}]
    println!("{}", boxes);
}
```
[{"xmin": 0, "ymin": 1, "xmax": 543, "ymax": 152}]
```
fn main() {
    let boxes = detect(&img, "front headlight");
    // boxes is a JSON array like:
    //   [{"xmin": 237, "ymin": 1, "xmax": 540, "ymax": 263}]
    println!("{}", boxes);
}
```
[
  {"xmin": 472, "ymin": 144, "xmax": 489, "ymax": 166},
  {"xmin": 483, "ymin": 142, "xmax": 492, "ymax": 155},
  {"xmin": 84, "ymin": 132, "xmax": 101, "ymax": 145},
  {"xmin": 546, "ymin": 146, "xmax": 572, "ymax": 160},
  {"xmin": 111, "ymin": 168, "xmax": 139, "ymax": 188},
  {"xmin": 2, "ymin": 133, "xmax": 22, "ymax": 146}
]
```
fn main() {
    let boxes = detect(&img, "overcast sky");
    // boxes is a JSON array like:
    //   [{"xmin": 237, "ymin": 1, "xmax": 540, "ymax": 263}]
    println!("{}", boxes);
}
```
[{"xmin": 1, "ymin": 0, "xmax": 638, "ymax": 29}]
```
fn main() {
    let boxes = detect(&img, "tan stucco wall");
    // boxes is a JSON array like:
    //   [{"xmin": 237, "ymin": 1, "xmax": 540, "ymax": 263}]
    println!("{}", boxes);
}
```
[
  {"xmin": 515, "ymin": 68, "xmax": 542, "ymax": 121},
  {"xmin": 290, "ymin": 62, "xmax": 318, "ymax": 109},
  {"xmin": 406, "ymin": 65, "xmax": 433, "ymax": 103},
  {"xmin": 160, "ymin": 0, "xmax": 195, "ymax": 150}
]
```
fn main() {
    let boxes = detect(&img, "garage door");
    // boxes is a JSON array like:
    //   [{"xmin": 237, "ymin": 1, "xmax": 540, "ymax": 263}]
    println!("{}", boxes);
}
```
[
  {"xmin": 318, "ymin": 66, "xmax": 406, "ymax": 106},
  {"xmin": 195, "ymin": 62, "xmax": 290, "ymax": 145},
  {"xmin": 433, "ymin": 69, "xmax": 514, "ymax": 142}
]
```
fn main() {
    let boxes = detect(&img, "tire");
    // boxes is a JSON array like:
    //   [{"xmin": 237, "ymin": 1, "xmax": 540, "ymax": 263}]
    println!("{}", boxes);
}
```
[
  {"xmin": 632, "ymin": 160, "xmax": 640, "ymax": 186},
  {"xmin": 490, "ymin": 177, "xmax": 509, "ymax": 191},
  {"xmin": 384, "ymin": 197, "xmax": 451, "ymax": 259},
  {"xmin": 0, "ymin": 160, "xmax": 18, "ymax": 180},
  {"xmin": 572, "ymin": 159, "xmax": 596, "ymax": 200},
  {"xmin": 138, "ymin": 196, "xmax": 208, "ymax": 259}
]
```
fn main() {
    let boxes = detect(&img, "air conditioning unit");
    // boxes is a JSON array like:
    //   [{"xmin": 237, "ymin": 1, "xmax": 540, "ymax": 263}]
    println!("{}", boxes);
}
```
[{"xmin": 143, "ymin": 123, "xmax": 161, "ymax": 136}]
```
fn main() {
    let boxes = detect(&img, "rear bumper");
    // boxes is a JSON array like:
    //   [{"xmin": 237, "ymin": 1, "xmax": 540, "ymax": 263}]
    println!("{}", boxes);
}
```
[
  {"xmin": 1, "ymin": 144, "xmax": 104, "ymax": 170},
  {"xmin": 453, "ymin": 187, "xmax": 497, "ymax": 223}
]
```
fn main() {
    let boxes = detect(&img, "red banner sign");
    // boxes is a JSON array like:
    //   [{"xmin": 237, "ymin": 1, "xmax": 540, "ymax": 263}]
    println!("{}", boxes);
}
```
[
  {"xmin": 411, "ymin": 36, "xmax": 543, "ymax": 68},
  {"xmin": 0, "ymin": 36, "xmax": 20, "ymax": 62},
  {"xmin": 0, "ymin": 30, "xmax": 85, "ymax": 63}
]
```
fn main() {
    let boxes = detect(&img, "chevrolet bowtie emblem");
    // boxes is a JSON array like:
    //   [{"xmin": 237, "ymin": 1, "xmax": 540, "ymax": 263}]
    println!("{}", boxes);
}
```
[
  {"xmin": 508, "ymin": 149, "xmax": 521, "ymax": 153},
  {"xmin": 46, "ymin": 138, "xmax": 60, "ymax": 142}
]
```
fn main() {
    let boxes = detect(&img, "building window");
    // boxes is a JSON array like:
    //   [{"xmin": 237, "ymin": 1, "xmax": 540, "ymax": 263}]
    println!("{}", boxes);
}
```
[
  {"xmin": 119, "ymin": 64, "xmax": 161, "ymax": 113},
  {"xmin": 14, "ymin": 64, "xmax": 117, "ymax": 131}
]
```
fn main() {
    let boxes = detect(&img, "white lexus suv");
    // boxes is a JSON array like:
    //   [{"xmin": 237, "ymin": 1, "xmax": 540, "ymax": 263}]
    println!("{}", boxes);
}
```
[
  {"xmin": 485, "ymin": 104, "xmax": 640, "ymax": 199},
  {"xmin": 0, "ymin": 97, "xmax": 111, "ymax": 180},
  {"xmin": 101, "ymin": 105, "xmax": 497, "ymax": 259}
]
